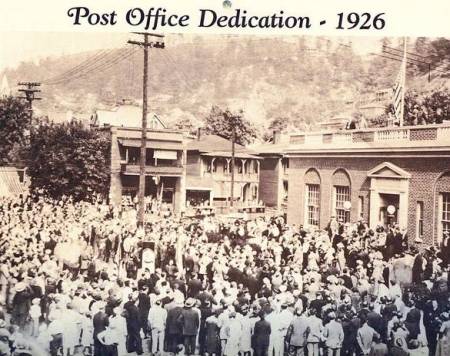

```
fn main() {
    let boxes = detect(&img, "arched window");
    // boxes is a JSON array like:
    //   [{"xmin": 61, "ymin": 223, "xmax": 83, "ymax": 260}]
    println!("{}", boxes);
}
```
[
  {"xmin": 304, "ymin": 169, "xmax": 321, "ymax": 227},
  {"xmin": 332, "ymin": 169, "xmax": 351, "ymax": 223}
]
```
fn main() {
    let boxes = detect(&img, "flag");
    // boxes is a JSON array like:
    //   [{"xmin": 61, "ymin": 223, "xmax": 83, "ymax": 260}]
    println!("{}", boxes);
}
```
[{"xmin": 392, "ymin": 56, "xmax": 406, "ymax": 123}]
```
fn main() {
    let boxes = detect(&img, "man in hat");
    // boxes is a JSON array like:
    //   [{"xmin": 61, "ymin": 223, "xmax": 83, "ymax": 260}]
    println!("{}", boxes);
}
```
[
  {"xmin": 253, "ymin": 311, "xmax": 271, "ymax": 356},
  {"xmin": 137, "ymin": 285, "xmax": 151, "ymax": 338},
  {"xmin": 11, "ymin": 282, "xmax": 32, "ymax": 330},
  {"xmin": 148, "ymin": 297, "xmax": 167, "ymax": 355},
  {"xmin": 177, "ymin": 298, "xmax": 200, "ymax": 356},
  {"xmin": 356, "ymin": 314, "xmax": 380, "ymax": 356},
  {"xmin": 306, "ymin": 309, "xmax": 323, "ymax": 356},
  {"xmin": 322, "ymin": 312, "xmax": 344, "ymax": 356},
  {"xmin": 93, "ymin": 301, "xmax": 109, "ymax": 356},
  {"xmin": 123, "ymin": 292, "xmax": 143, "ymax": 355},
  {"xmin": 412, "ymin": 248, "xmax": 425, "ymax": 285},
  {"xmin": 198, "ymin": 299, "xmax": 213, "ymax": 355},
  {"xmin": 288, "ymin": 308, "xmax": 310, "ymax": 356},
  {"xmin": 166, "ymin": 298, "xmax": 184, "ymax": 353}
]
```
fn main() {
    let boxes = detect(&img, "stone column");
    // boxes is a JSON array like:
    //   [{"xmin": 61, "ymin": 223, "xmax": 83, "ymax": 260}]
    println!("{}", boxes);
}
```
[
  {"xmin": 369, "ymin": 187, "xmax": 380, "ymax": 228},
  {"xmin": 398, "ymin": 191, "xmax": 409, "ymax": 230}
]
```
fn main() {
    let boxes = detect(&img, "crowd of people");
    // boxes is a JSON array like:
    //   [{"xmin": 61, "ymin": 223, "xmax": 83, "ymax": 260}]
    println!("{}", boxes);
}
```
[{"xmin": 0, "ymin": 194, "xmax": 449, "ymax": 356}]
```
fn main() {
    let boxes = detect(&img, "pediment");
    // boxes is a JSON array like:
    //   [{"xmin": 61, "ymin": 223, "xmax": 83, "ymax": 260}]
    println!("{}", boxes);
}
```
[{"xmin": 367, "ymin": 162, "xmax": 411, "ymax": 179}]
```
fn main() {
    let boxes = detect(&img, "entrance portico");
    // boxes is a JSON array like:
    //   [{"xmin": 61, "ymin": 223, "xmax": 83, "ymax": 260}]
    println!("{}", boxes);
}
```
[{"xmin": 368, "ymin": 162, "xmax": 411, "ymax": 229}]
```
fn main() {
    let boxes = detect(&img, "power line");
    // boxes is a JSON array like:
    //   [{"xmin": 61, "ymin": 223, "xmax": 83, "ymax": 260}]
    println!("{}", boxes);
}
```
[
  {"xmin": 382, "ymin": 44, "xmax": 429, "ymax": 60},
  {"xmin": 382, "ymin": 48, "xmax": 429, "ymax": 65},
  {"xmin": 43, "ymin": 47, "xmax": 133, "ymax": 84},
  {"xmin": 44, "ymin": 48, "xmax": 134, "ymax": 85},
  {"xmin": 42, "ymin": 48, "xmax": 119, "ymax": 84},
  {"xmin": 44, "ymin": 47, "xmax": 138, "ymax": 85}
]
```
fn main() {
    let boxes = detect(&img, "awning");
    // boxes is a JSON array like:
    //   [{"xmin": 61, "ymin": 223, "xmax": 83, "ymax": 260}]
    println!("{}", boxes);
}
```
[
  {"xmin": 0, "ymin": 167, "xmax": 27, "ymax": 197},
  {"xmin": 154, "ymin": 150, "xmax": 178, "ymax": 160},
  {"xmin": 118, "ymin": 138, "xmax": 182, "ymax": 150}
]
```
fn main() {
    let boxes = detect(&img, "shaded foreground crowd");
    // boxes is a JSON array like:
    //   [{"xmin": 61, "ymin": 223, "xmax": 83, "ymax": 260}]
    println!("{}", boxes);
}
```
[{"xmin": 0, "ymin": 195, "xmax": 450, "ymax": 356}]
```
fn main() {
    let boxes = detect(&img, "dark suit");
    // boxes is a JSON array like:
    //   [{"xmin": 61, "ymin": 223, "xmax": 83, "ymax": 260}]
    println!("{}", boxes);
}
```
[
  {"xmin": 93, "ymin": 311, "xmax": 109, "ymax": 356},
  {"xmin": 138, "ymin": 292, "xmax": 151, "ymax": 336},
  {"xmin": 124, "ymin": 301, "xmax": 143, "ymax": 355},
  {"xmin": 187, "ymin": 278, "xmax": 203, "ymax": 298},
  {"xmin": 405, "ymin": 307, "xmax": 421, "ymax": 339},
  {"xmin": 253, "ymin": 319, "xmax": 271, "ymax": 356},
  {"xmin": 178, "ymin": 307, "xmax": 200, "ymax": 355},
  {"xmin": 166, "ymin": 306, "xmax": 183, "ymax": 352},
  {"xmin": 367, "ymin": 311, "xmax": 385, "ymax": 340}
]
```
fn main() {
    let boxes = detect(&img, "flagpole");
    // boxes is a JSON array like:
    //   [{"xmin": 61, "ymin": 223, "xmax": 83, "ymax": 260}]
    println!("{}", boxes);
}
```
[{"xmin": 399, "ymin": 37, "xmax": 407, "ymax": 127}]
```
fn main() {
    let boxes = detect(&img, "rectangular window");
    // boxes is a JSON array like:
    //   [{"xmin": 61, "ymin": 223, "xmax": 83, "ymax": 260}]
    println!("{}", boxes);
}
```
[
  {"xmin": 416, "ymin": 201, "xmax": 424, "ymax": 239},
  {"xmin": 306, "ymin": 184, "xmax": 320, "ymax": 226},
  {"xmin": 442, "ymin": 193, "xmax": 450, "ymax": 234},
  {"xmin": 335, "ymin": 186, "xmax": 350, "ymax": 223}
]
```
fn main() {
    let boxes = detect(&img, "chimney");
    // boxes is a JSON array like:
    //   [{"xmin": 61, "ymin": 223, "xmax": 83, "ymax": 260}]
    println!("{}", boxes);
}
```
[
  {"xmin": 273, "ymin": 130, "xmax": 281, "ymax": 144},
  {"xmin": 197, "ymin": 127, "xmax": 204, "ymax": 141}
]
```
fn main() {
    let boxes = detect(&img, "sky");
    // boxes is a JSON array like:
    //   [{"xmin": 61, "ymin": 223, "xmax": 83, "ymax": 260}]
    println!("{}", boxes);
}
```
[{"xmin": 0, "ymin": 31, "xmax": 389, "ymax": 72}]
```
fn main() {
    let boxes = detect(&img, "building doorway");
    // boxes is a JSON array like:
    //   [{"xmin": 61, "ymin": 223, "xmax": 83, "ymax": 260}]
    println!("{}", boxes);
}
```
[{"xmin": 379, "ymin": 193, "xmax": 399, "ymax": 227}]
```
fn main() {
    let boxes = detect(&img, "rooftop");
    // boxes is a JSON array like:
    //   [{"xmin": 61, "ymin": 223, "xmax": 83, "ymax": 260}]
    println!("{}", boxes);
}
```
[
  {"xmin": 286, "ymin": 123, "xmax": 450, "ymax": 156},
  {"xmin": 186, "ymin": 134, "xmax": 248, "ymax": 153},
  {"xmin": 95, "ymin": 105, "xmax": 166, "ymax": 129}
]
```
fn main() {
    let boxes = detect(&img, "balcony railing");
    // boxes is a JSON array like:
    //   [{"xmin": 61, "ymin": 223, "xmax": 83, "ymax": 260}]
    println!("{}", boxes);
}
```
[
  {"xmin": 203, "ymin": 172, "xmax": 259, "ymax": 181},
  {"xmin": 289, "ymin": 123, "xmax": 450, "ymax": 149},
  {"xmin": 121, "ymin": 163, "xmax": 183, "ymax": 176}
]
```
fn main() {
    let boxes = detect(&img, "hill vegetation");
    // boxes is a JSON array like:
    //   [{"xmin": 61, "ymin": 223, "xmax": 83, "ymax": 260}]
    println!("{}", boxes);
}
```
[{"xmin": 2, "ymin": 36, "xmax": 449, "ymax": 139}]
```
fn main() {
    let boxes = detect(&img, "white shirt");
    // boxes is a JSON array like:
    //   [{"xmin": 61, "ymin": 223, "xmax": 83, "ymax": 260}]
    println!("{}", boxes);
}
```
[{"xmin": 148, "ymin": 305, "xmax": 167, "ymax": 330}]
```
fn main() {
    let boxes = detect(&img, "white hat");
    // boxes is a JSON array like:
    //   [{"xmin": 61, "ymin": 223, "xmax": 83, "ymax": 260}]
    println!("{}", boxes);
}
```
[{"xmin": 15, "ymin": 282, "xmax": 27, "ymax": 292}]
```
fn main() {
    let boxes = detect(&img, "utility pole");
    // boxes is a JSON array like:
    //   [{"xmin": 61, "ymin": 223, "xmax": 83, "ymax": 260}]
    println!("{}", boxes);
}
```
[
  {"xmin": 227, "ymin": 109, "xmax": 239, "ymax": 210},
  {"xmin": 230, "ymin": 118, "xmax": 236, "ymax": 208},
  {"xmin": 17, "ymin": 82, "xmax": 41, "ymax": 123},
  {"xmin": 399, "ymin": 37, "xmax": 407, "ymax": 127},
  {"xmin": 128, "ymin": 32, "xmax": 164, "ymax": 227}
]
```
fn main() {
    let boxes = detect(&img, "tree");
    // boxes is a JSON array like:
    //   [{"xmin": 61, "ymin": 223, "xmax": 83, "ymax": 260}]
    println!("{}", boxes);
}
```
[
  {"xmin": 203, "ymin": 105, "xmax": 257, "ymax": 145},
  {"xmin": 263, "ymin": 116, "xmax": 292, "ymax": 141},
  {"xmin": 28, "ymin": 120, "xmax": 111, "ymax": 201},
  {"xmin": 385, "ymin": 88, "xmax": 450, "ymax": 126},
  {"xmin": 0, "ymin": 96, "xmax": 30, "ymax": 165},
  {"xmin": 423, "ymin": 89, "xmax": 450, "ymax": 123}
]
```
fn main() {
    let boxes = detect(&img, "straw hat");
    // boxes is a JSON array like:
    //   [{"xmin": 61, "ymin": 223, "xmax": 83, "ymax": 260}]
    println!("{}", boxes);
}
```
[
  {"xmin": 184, "ymin": 298, "xmax": 196, "ymax": 308},
  {"xmin": 15, "ymin": 282, "xmax": 27, "ymax": 292}
]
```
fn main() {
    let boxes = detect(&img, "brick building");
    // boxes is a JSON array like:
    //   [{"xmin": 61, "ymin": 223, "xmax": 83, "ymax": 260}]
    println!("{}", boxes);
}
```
[
  {"xmin": 185, "ymin": 132, "xmax": 261, "ymax": 210},
  {"xmin": 254, "ymin": 132, "xmax": 289, "ymax": 213},
  {"xmin": 97, "ymin": 106, "xmax": 186, "ymax": 214},
  {"xmin": 98, "ymin": 106, "xmax": 262, "ymax": 214},
  {"xmin": 283, "ymin": 124, "xmax": 450, "ymax": 245}
]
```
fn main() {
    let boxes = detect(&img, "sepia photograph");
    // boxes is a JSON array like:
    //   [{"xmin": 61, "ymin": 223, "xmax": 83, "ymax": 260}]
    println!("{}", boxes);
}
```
[{"xmin": 0, "ymin": 29, "xmax": 450, "ymax": 356}]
